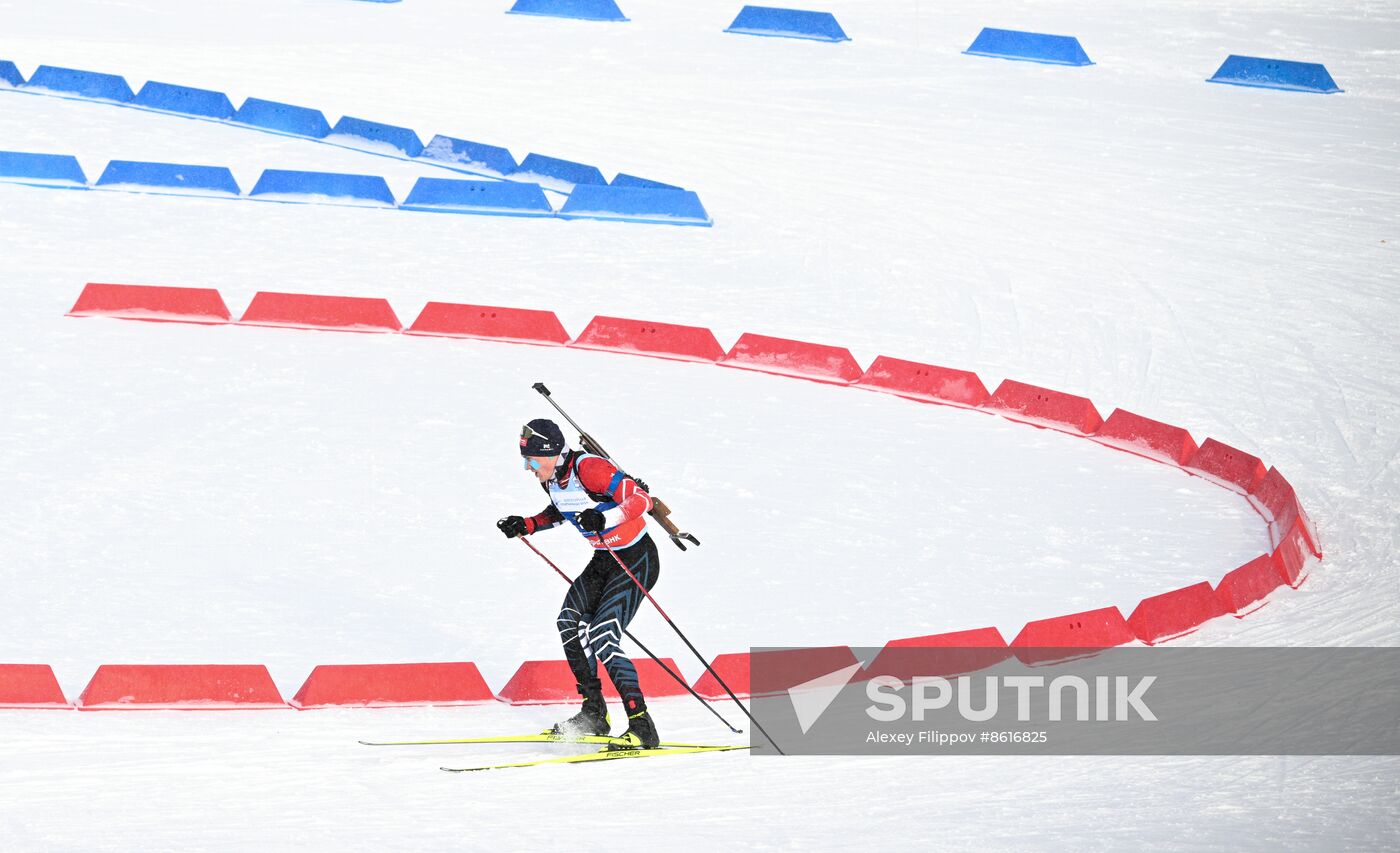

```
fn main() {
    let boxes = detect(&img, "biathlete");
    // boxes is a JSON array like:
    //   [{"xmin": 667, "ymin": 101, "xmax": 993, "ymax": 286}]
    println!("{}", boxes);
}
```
[{"xmin": 496, "ymin": 418, "xmax": 662, "ymax": 749}]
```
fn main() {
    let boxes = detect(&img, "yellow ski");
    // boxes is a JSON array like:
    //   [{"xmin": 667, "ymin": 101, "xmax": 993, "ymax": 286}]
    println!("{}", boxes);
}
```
[
  {"xmin": 441, "ymin": 744, "xmax": 750, "ymax": 772},
  {"xmin": 359, "ymin": 733, "xmax": 719, "ymax": 749}
]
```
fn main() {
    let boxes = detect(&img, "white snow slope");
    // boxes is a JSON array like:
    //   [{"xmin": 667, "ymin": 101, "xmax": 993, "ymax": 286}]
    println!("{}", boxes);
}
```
[{"xmin": 1, "ymin": 0, "xmax": 1397, "ymax": 850}]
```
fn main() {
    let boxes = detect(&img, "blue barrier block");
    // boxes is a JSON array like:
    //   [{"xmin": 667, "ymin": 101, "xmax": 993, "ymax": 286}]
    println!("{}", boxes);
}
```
[
  {"xmin": 1, "ymin": 60, "xmax": 23, "ymax": 87},
  {"xmin": 1207, "ymin": 55, "xmax": 1342, "ymax": 94},
  {"xmin": 514, "ymin": 153, "xmax": 606, "ymax": 190},
  {"xmin": 420, "ymin": 135, "xmax": 517, "ymax": 177},
  {"xmin": 234, "ymin": 98, "xmax": 333, "ymax": 138},
  {"xmin": 401, "ymin": 178, "xmax": 553, "ymax": 217},
  {"xmin": 133, "ymin": 81, "xmax": 236, "ymax": 119},
  {"xmin": 724, "ymin": 6, "xmax": 850, "ymax": 42},
  {"xmin": 0, "ymin": 150, "xmax": 87, "ymax": 186},
  {"xmin": 96, "ymin": 160, "xmax": 241, "ymax": 195},
  {"xmin": 963, "ymin": 28, "xmax": 1092, "ymax": 66},
  {"xmin": 558, "ymin": 185, "xmax": 711, "ymax": 226},
  {"xmin": 329, "ymin": 116, "xmax": 424, "ymax": 157},
  {"xmin": 611, "ymin": 173, "xmax": 682, "ymax": 191},
  {"xmin": 507, "ymin": 0, "xmax": 628, "ymax": 22},
  {"xmin": 25, "ymin": 65, "xmax": 135, "ymax": 101},
  {"xmin": 249, "ymin": 169, "xmax": 396, "ymax": 205}
]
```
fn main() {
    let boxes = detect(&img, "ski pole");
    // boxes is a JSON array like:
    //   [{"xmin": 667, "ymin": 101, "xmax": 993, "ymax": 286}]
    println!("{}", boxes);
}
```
[
  {"xmin": 590, "ymin": 533, "xmax": 786, "ymax": 755},
  {"xmin": 517, "ymin": 537, "xmax": 742, "ymax": 734}
]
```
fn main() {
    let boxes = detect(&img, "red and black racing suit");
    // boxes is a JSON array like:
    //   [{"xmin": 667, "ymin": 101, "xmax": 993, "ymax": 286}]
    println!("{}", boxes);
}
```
[{"xmin": 523, "ymin": 450, "xmax": 659, "ymax": 713}]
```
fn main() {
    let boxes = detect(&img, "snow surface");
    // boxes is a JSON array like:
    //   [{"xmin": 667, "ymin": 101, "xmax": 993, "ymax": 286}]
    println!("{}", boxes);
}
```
[{"xmin": 1, "ymin": 0, "xmax": 1397, "ymax": 849}]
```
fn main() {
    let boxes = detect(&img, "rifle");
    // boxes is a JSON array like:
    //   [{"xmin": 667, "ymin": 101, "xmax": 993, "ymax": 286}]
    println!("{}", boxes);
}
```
[{"xmin": 531, "ymin": 382, "xmax": 701, "ymax": 551}]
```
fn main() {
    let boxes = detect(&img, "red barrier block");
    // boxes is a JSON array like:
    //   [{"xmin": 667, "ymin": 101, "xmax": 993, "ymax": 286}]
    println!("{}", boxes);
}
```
[
  {"xmin": 76, "ymin": 665, "xmax": 287, "ymax": 710},
  {"xmin": 854, "ymin": 356, "xmax": 990, "ymax": 407},
  {"xmin": 497, "ymin": 658, "xmax": 689, "ymax": 705},
  {"xmin": 706, "ymin": 646, "xmax": 861, "ymax": 698},
  {"xmin": 691, "ymin": 653, "xmax": 753, "ymax": 700},
  {"xmin": 1094, "ymin": 408, "xmax": 1198, "ymax": 466},
  {"xmin": 1127, "ymin": 582, "xmax": 1228, "ymax": 645},
  {"xmin": 1186, "ymin": 438, "xmax": 1267, "ymax": 494},
  {"xmin": 1215, "ymin": 553, "xmax": 1288, "ymax": 616},
  {"xmin": 0, "ymin": 664, "xmax": 70, "ymax": 709},
  {"xmin": 984, "ymin": 379, "xmax": 1103, "ymax": 435},
  {"xmin": 862, "ymin": 627, "xmax": 1010, "ymax": 682},
  {"xmin": 405, "ymin": 302, "xmax": 569, "ymax": 345},
  {"xmin": 1273, "ymin": 519, "xmax": 1314, "ymax": 588},
  {"xmin": 1250, "ymin": 467, "xmax": 1298, "ymax": 530},
  {"xmin": 1011, "ymin": 606, "xmax": 1136, "ymax": 664},
  {"xmin": 719, "ymin": 333, "xmax": 864, "ymax": 384},
  {"xmin": 1249, "ymin": 467, "xmax": 1321, "ymax": 557},
  {"xmin": 67, "ymin": 282, "xmax": 231, "ymax": 324},
  {"xmin": 289, "ymin": 663, "xmax": 496, "ymax": 708},
  {"xmin": 237, "ymin": 291, "xmax": 402, "ymax": 333},
  {"xmin": 496, "ymin": 661, "xmax": 576, "ymax": 704},
  {"xmin": 885, "ymin": 626, "xmax": 1008, "ymax": 650},
  {"xmin": 569, "ymin": 315, "xmax": 725, "ymax": 363}
]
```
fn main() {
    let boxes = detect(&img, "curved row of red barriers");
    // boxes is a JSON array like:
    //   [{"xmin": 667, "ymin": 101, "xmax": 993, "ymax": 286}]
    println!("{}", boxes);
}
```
[
  {"xmin": 0, "ymin": 655, "xmax": 885, "ymax": 710},
  {"xmin": 0, "ymin": 282, "xmax": 1325, "ymax": 711}
]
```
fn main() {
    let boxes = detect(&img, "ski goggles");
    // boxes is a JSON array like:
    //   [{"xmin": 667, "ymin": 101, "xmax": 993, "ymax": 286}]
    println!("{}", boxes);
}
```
[
  {"xmin": 520, "ymin": 423, "xmax": 559, "ymax": 450},
  {"xmin": 521, "ymin": 423, "xmax": 567, "ymax": 461},
  {"xmin": 524, "ymin": 457, "xmax": 544, "ymax": 472}
]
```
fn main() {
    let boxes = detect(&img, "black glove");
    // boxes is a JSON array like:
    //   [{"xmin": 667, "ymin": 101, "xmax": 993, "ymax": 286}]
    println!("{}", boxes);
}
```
[
  {"xmin": 577, "ymin": 508, "xmax": 606, "ymax": 533},
  {"xmin": 497, "ymin": 516, "xmax": 528, "ymax": 538}
]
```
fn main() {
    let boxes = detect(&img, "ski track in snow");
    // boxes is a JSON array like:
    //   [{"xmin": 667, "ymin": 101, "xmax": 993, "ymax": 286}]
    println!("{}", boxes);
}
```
[{"xmin": 1, "ymin": 0, "xmax": 1397, "ymax": 849}]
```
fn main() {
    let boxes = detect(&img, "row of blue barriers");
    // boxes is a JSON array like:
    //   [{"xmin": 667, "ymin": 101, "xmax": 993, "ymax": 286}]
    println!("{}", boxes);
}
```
[
  {"xmin": 0, "ymin": 151, "xmax": 712, "ymax": 226},
  {"xmin": 0, "ymin": 61, "xmax": 693, "ymax": 198},
  {"xmin": 505, "ymin": 0, "xmax": 850, "ymax": 42},
  {"xmin": 498, "ymin": 2, "xmax": 1343, "ymax": 94},
  {"xmin": 960, "ymin": 30, "xmax": 1341, "ymax": 94}
]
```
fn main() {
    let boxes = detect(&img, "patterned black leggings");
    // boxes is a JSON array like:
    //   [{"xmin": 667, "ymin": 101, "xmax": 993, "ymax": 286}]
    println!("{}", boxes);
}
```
[{"xmin": 556, "ymin": 534, "xmax": 660, "ymax": 714}]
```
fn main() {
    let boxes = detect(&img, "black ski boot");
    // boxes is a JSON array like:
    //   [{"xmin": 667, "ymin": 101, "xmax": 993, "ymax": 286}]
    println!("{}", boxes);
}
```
[
  {"xmin": 609, "ymin": 707, "xmax": 660, "ymax": 750},
  {"xmin": 549, "ymin": 680, "xmax": 610, "ymax": 738}
]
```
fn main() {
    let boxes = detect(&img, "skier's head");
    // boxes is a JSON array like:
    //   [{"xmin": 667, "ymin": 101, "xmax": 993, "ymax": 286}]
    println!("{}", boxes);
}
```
[{"xmin": 521, "ymin": 418, "xmax": 568, "ymax": 482}]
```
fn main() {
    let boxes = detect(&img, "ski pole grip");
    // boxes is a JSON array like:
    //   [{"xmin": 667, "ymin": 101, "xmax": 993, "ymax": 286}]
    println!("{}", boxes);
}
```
[{"xmin": 532, "ymin": 382, "xmax": 551, "ymax": 397}]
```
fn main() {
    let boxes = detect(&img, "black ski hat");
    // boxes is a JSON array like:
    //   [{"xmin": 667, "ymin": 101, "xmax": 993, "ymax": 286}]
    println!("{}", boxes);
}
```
[{"xmin": 520, "ymin": 418, "xmax": 567, "ymax": 457}]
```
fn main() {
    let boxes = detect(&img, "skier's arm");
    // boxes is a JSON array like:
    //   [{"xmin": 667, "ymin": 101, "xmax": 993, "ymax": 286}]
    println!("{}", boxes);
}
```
[
  {"xmin": 576, "ymin": 457, "xmax": 653, "ymax": 528},
  {"xmin": 524, "ymin": 505, "xmax": 565, "ymax": 534}
]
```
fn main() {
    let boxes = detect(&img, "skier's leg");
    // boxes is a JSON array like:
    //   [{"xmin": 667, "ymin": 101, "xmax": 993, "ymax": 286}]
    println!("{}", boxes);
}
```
[
  {"xmin": 557, "ymin": 559, "xmax": 606, "ymax": 686},
  {"xmin": 588, "ymin": 536, "xmax": 661, "ymax": 746},
  {"xmin": 550, "ymin": 553, "xmax": 611, "ymax": 735}
]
